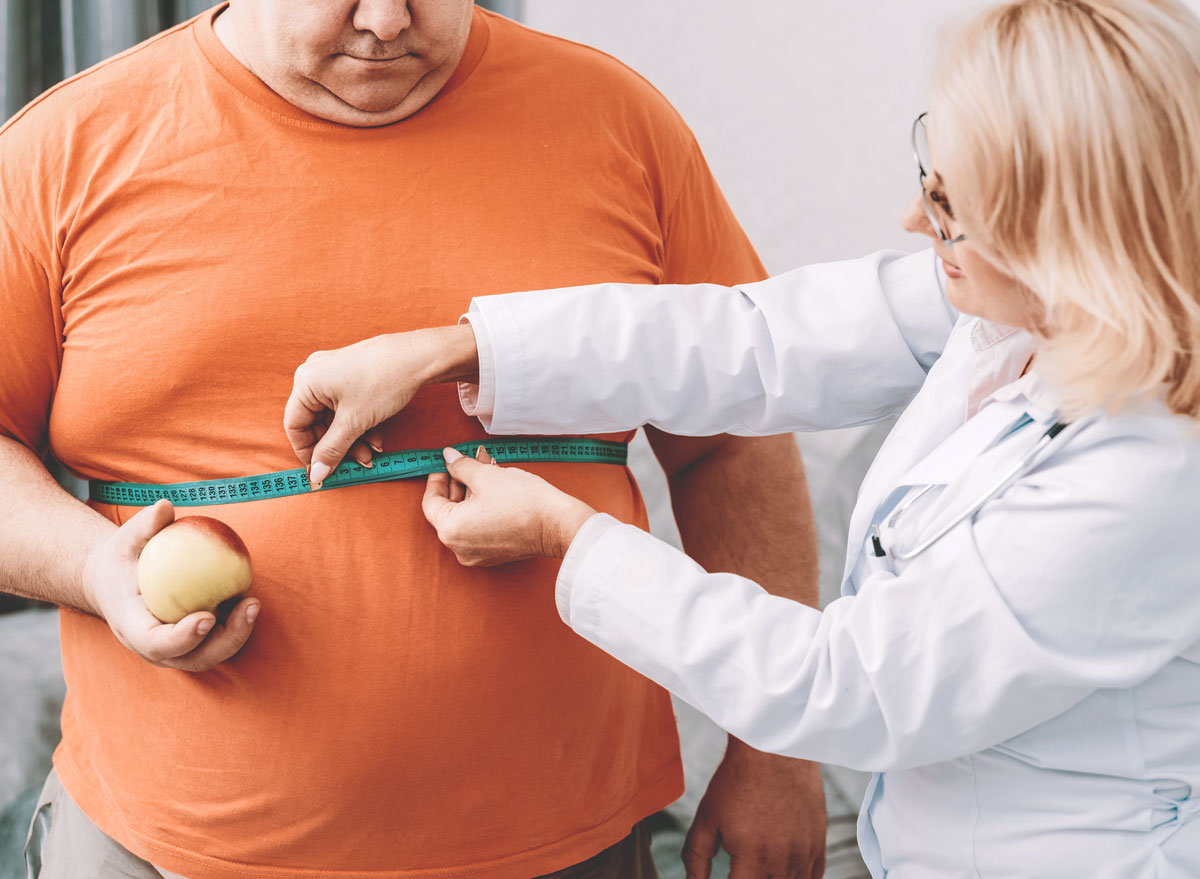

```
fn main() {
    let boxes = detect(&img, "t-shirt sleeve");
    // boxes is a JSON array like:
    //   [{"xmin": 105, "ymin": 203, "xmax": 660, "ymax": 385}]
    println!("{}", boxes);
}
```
[
  {"xmin": 658, "ymin": 137, "xmax": 767, "ymax": 287},
  {"xmin": 0, "ymin": 209, "xmax": 62, "ymax": 454}
]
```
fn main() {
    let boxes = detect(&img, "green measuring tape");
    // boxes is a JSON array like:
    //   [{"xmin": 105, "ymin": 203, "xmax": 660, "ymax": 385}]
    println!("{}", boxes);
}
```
[{"xmin": 88, "ymin": 438, "xmax": 628, "ymax": 508}]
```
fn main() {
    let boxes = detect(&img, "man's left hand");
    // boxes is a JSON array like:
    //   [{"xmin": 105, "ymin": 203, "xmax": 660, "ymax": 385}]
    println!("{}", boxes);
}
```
[{"xmin": 682, "ymin": 738, "xmax": 826, "ymax": 879}]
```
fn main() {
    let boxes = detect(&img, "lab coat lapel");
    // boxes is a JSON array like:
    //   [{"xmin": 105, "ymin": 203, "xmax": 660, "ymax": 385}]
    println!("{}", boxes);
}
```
[
  {"xmin": 840, "ymin": 317, "xmax": 1035, "ymax": 592},
  {"xmin": 895, "ymin": 401, "xmax": 1027, "ymax": 488},
  {"xmin": 841, "ymin": 319, "xmax": 976, "ymax": 589},
  {"xmin": 880, "ymin": 402, "xmax": 1037, "ymax": 559}
]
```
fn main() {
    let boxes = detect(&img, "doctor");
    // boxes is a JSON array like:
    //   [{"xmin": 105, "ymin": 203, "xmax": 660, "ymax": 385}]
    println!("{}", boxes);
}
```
[{"xmin": 284, "ymin": 0, "xmax": 1200, "ymax": 875}]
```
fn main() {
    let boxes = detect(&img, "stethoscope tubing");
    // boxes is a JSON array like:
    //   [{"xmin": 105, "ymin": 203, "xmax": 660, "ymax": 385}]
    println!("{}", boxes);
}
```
[{"xmin": 878, "ymin": 420, "xmax": 1071, "ymax": 562}]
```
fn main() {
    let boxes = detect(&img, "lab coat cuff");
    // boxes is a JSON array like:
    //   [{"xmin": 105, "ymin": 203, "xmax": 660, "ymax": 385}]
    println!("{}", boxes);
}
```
[
  {"xmin": 555, "ymin": 513, "xmax": 626, "ymax": 628},
  {"xmin": 461, "ymin": 296, "xmax": 529, "ymax": 433},
  {"xmin": 881, "ymin": 248, "xmax": 958, "ymax": 372},
  {"xmin": 457, "ymin": 311, "xmax": 499, "ymax": 430}
]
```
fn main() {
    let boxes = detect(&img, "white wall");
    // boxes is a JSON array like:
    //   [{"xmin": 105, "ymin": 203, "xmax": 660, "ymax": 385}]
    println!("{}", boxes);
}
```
[
  {"xmin": 522, "ymin": 1, "xmax": 990, "ymax": 273},
  {"xmin": 519, "ymin": 1, "xmax": 993, "ymax": 583}
]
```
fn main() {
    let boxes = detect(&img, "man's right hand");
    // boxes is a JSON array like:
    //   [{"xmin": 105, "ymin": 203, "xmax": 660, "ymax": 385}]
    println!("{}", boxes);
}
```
[
  {"xmin": 82, "ymin": 499, "xmax": 260, "ymax": 672},
  {"xmin": 284, "ymin": 325, "xmax": 479, "ymax": 487}
]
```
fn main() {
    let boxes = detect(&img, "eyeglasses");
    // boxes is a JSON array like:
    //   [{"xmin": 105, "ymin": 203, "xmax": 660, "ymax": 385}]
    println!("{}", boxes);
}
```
[{"xmin": 912, "ymin": 112, "xmax": 966, "ymax": 245}]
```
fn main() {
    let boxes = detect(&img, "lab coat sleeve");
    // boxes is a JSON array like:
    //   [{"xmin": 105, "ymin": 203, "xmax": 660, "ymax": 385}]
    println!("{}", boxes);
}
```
[
  {"xmin": 555, "ymin": 417, "xmax": 1200, "ymax": 771},
  {"xmin": 461, "ymin": 249, "xmax": 953, "ymax": 436}
]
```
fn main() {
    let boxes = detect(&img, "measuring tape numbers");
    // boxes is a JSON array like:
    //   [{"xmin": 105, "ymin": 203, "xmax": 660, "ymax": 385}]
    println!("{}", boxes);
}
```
[{"xmin": 88, "ymin": 438, "xmax": 628, "ymax": 508}]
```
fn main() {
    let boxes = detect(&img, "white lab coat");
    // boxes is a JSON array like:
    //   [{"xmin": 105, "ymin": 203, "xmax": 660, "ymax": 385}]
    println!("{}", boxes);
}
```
[{"xmin": 461, "ymin": 250, "xmax": 1200, "ymax": 878}]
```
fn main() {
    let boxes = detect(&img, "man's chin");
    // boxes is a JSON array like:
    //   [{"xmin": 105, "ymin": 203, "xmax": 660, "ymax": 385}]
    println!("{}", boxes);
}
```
[
  {"xmin": 291, "ymin": 92, "xmax": 407, "ymax": 127},
  {"xmin": 335, "ymin": 86, "xmax": 415, "ymax": 112},
  {"xmin": 311, "ymin": 78, "xmax": 439, "ymax": 125}
]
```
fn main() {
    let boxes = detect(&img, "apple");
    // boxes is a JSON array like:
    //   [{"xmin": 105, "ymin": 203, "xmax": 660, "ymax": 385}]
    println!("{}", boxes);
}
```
[{"xmin": 137, "ymin": 517, "xmax": 253, "ymax": 624}]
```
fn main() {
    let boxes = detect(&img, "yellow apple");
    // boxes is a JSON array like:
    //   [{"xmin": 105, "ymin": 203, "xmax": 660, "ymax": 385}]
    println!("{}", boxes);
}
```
[{"xmin": 137, "ymin": 516, "xmax": 253, "ymax": 624}]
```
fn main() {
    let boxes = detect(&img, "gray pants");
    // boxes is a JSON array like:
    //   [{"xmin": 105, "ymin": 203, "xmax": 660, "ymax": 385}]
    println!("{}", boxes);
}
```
[
  {"xmin": 23, "ymin": 769, "xmax": 181, "ymax": 879},
  {"xmin": 23, "ymin": 769, "xmax": 657, "ymax": 879}
]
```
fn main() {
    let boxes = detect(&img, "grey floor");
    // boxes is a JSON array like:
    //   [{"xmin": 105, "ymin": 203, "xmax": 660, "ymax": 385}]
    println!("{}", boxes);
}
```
[
  {"xmin": 1, "ymin": 609, "xmax": 62, "ymax": 879},
  {"xmin": 1, "ymin": 425, "xmax": 888, "ymax": 879}
]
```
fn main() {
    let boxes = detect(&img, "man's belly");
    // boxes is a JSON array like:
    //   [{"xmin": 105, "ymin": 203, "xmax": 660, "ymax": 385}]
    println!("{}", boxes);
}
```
[{"xmin": 54, "ymin": 471, "xmax": 683, "ymax": 875}]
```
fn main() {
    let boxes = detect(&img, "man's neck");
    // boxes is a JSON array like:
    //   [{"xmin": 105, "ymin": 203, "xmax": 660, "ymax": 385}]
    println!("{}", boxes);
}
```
[
  {"xmin": 212, "ymin": 5, "xmax": 252, "ymax": 72},
  {"xmin": 204, "ymin": 2, "xmax": 470, "ymax": 128}
]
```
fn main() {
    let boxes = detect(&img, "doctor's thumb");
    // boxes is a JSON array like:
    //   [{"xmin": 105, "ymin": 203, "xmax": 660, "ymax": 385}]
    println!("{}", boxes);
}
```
[{"xmin": 442, "ymin": 447, "xmax": 487, "ymax": 489}]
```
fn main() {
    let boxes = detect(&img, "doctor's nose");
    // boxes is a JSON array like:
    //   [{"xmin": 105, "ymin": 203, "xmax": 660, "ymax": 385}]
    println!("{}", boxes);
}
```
[{"xmin": 902, "ymin": 190, "xmax": 936, "ymax": 241}]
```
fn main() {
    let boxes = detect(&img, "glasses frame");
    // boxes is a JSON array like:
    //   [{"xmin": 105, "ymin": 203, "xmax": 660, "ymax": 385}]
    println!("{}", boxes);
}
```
[{"xmin": 912, "ymin": 112, "xmax": 967, "ymax": 245}]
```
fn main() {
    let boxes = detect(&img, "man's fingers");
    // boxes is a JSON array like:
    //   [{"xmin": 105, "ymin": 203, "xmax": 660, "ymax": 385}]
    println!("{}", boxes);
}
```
[
  {"xmin": 138, "ymin": 610, "xmax": 216, "ymax": 663},
  {"xmin": 119, "ymin": 499, "xmax": 176, "ymax": 561},
  {"xmin": 114, "ymin": 595, "xmax": 259, "ymax": 671},
  {"xmin": 168, "ymin": 599, "xmax": 261, "ymax": 671},
  {"xmin": 682, "ymin": 819, "xmax": 719, "ymax": 879},
  {"xmin": 726, "ymin": 854, "xmax": 772, "ymax": 879}
]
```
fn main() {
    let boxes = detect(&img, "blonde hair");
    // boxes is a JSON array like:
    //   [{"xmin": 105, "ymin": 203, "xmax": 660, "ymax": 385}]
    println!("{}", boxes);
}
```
[{"xmin": 929, "ymin": 0, "xmax": 1200, "ymax": 418}]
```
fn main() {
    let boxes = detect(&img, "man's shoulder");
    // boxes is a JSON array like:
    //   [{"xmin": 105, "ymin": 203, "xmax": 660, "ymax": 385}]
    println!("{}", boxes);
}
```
[
  {"xmin": 0, "ymin": 15, "xmax": 197, "ymax": 144},
  {"xmin": 481, "ymin": 11, "xmax": 686, "ymax": 125}
]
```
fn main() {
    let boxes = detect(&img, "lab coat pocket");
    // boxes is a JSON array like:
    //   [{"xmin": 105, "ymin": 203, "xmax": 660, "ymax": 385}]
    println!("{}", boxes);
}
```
[{"xmin": 1153, "ymin": 782, "xmax": 1200, "ymax": 842}]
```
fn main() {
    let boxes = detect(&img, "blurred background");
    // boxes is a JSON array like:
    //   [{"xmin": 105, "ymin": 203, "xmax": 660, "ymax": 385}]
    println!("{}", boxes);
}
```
[{"xmin": 0, "ymin": 2, "xmax": 981, "ymax": 877}]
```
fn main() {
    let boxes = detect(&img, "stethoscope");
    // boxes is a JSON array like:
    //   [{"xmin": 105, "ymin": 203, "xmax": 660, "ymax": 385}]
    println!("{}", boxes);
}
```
[{"xmin": 869, "ymin": 419, "xmax": 1070, "ymax": 562}]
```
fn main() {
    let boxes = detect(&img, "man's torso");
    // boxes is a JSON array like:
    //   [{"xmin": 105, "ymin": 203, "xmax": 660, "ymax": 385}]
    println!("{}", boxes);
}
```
[{"xmin": 0, "ymin": 7, "xmax": 763, "ymax": 877}]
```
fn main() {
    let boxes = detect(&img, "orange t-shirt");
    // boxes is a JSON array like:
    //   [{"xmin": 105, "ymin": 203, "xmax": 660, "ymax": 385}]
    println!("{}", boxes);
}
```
[{"xmin": 0, "ymin": 6, "xmax": 766, "ymax": 878}]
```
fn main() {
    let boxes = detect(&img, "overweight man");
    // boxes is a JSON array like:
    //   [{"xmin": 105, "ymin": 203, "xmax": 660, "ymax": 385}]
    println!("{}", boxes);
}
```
[{"xmin": 0, "ymin": 2, "xmax": 824, "ymax": 877}]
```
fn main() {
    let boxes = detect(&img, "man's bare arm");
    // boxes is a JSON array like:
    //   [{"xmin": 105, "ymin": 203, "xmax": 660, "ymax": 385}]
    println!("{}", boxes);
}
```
[
  {"xmin": 0, "ymin": 436, "xmax": 111, "ymax": 613},
  {"xmin": 647, "ymin": 430, "xmax": 818, "ymax": 600},
  {"xmin": 0, "ymin": 435, "xmax": 260, "ymax": 671},
  {"xmin": 646, "ymin": 428, "xmax": 826, "ymax": 879}
]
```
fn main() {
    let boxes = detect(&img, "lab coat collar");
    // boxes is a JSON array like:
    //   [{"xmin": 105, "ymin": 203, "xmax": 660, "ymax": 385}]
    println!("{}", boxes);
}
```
[
  {"xmin": 982, "ymin": 369, "xmax": 1061, "ymax": 426},
  {"xmin": 965, "ymin": 320, "xmax": 1035, "ymax": 419},
  {"xmin": 969, "ymin": 318, "xmax": 1027, "ymax": 353},
  {"xmin": 897, "ymin": 320, "xmax": 1048, "ymax": 488},
  {"xmin": 966, "ymin": 317, "xmax": 1059, "ymax": 425}
]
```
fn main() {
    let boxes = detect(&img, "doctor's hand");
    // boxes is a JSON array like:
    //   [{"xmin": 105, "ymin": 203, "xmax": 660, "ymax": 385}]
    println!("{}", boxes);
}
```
[
  {"xmin": 284, "ymin": 325, "xmax": 479, "ymax": 488},
  {"xmin": 422, "ymin": 447, "xmax": 597, "ymax": 565}
]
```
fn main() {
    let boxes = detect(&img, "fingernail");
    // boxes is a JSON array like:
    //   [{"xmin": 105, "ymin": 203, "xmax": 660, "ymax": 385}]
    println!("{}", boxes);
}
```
[
  {"xmin": 443, "ymin": 447, "xmax": 463, "ymax": 463},
  {"xmin": 309, "ymin": 461, "xmax": 331, "ymax": 487},
  {"xmin": 246, "ymin": 604, "xmax": 259, "ymax": 624},
  {"xmin": 368, "ymin": 440, "xmax": 384, "ymax": 453},
  {"xmin": 197, "ymin": 620, "xmax": 214, "ymax": 637},
  {"xmin": 359, "ymin": 457, "xmax": 374, "ymax": 469}
]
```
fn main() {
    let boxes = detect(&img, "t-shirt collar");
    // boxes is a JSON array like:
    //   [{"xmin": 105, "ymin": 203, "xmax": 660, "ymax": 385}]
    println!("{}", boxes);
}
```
[{"xmin": 192, "ymin": 2, "xmax": 490, "ymax": 128}]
